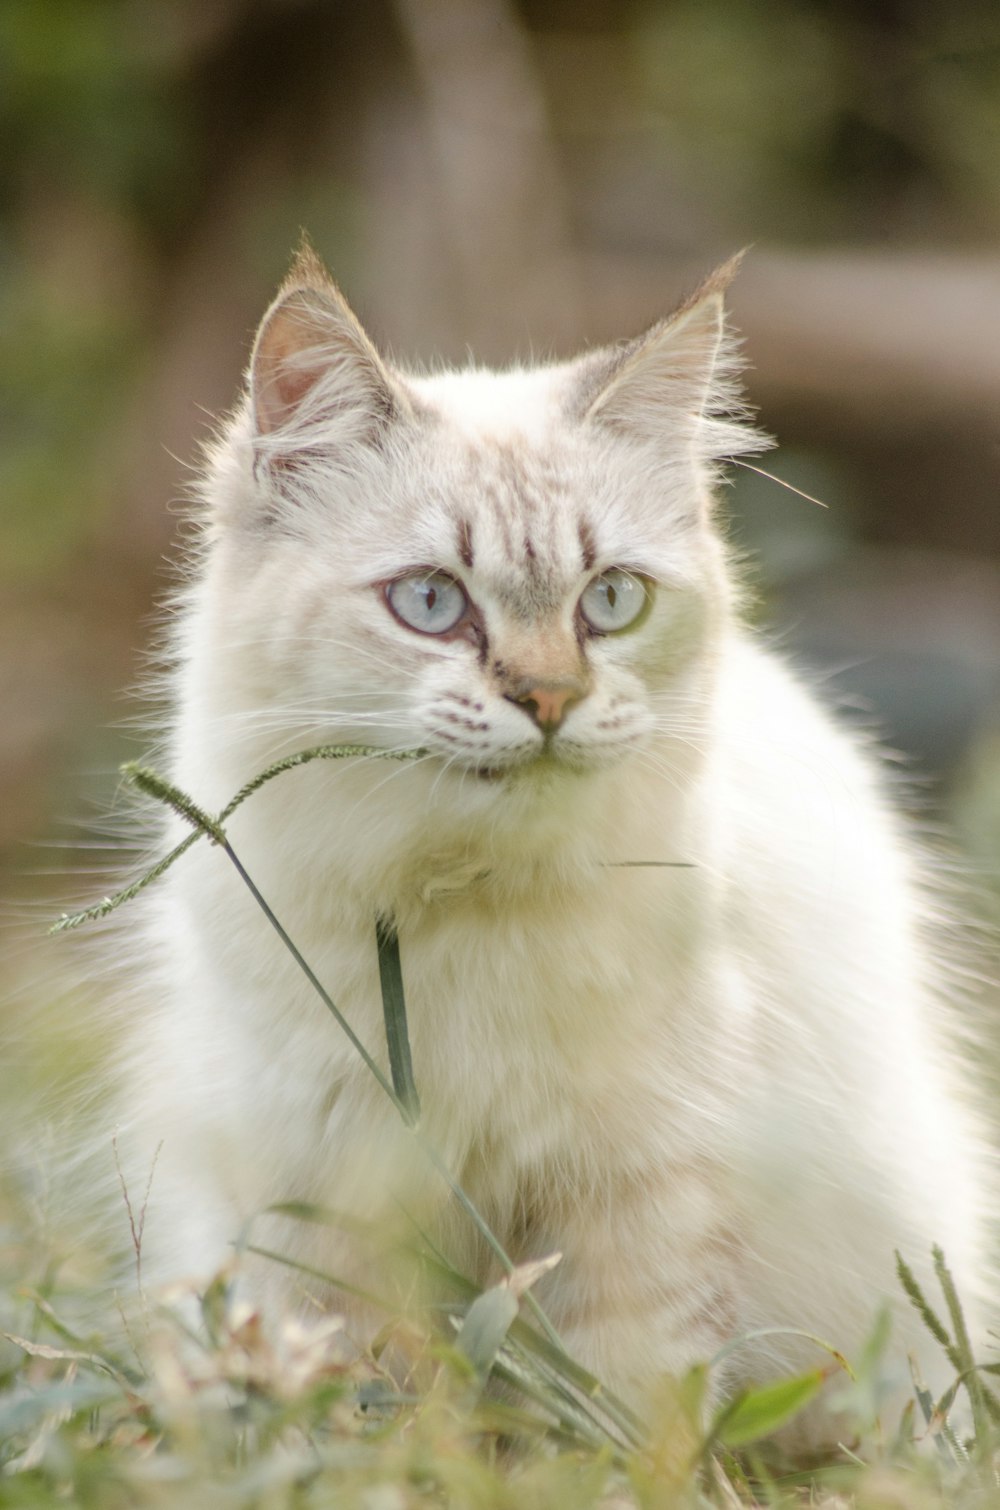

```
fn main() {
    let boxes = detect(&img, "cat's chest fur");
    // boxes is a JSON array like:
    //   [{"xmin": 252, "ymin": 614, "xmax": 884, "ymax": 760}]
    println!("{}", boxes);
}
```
[{"xmin": 164, "ymin": 765, "xmax": 729, "ymax": 1169}]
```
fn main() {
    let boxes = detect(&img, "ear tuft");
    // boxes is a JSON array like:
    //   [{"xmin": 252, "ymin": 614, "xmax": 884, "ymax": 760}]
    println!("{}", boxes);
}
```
[
  {"xmin": 676, "ymin": 247, "xmax": 748, "ymax": 311},
  {"xmin": 582, "ymin": 250, "xmax": 768, "ymax": 465},
  {"xmin": 282, "ymin": 232, "xmax": 338, "ymax": 299}
]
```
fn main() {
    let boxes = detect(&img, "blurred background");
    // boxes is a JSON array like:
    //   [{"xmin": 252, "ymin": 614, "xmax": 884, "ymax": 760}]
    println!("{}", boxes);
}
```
[
  {"xmin": 0, "ymin": 0, "xmax": 997, "ymax": 1299},
  {"xmin": 1, "ymin": 0, "xmax": 999, "ymax": 943}
]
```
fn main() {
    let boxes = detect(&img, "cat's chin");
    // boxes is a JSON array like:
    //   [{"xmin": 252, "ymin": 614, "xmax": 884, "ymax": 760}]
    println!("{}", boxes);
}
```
[{"xmin": 467, "ymin": 751, "xmax": 596, "ymax": 784}]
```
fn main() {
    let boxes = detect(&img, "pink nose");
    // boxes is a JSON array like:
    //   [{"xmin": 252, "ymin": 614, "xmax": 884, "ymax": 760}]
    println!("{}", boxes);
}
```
[{"xmin": 507, "ymin": 682, "xmax": 583, "ymax": 733}]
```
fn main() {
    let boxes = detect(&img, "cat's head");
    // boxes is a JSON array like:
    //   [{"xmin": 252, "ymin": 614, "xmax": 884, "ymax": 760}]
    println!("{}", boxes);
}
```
[{"xmin": 198, "ymin": 247, "xmax": 766, "ymax": 800}]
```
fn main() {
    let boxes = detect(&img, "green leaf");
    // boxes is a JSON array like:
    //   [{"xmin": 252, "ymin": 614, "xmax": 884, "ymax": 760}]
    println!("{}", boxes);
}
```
[
  {"xmin": 375, "ymin": 917, "xmax": 420, "ymax": 1125},
  {"xmin": 455, "ymin": 1282, "xmax": 519, "ymax": 1381},
  {"xmin": 714, "ymin": 1368, "xmax": 827, "ymax": 1447}
]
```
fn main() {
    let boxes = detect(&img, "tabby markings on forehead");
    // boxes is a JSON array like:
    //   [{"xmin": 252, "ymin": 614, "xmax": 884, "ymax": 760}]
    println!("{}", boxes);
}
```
[
  {"xmin": 578, "ymin": 518, "xmax": 597, "ymax": 573},
  {"xmin": 449, "ymin": 443, "xmax": 601, "ymax": 617},
  {"xmin": 456, "ymin": 518, "xmax": 475, "ymax": 570}
]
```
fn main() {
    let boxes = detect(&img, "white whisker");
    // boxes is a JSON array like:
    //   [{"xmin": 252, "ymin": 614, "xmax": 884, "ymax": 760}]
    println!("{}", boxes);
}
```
[{"xmin": 729, "ymin": 458, "xmax": 829, "ymax": 509}]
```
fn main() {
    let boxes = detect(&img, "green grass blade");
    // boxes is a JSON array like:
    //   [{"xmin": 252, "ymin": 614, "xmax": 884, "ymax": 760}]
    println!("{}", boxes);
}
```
[
  {"xmin": 244, "ymin": 1245, "xmax": 396, "ymax": 1314},
  {"xmin": 375, "ymin": 918, "xmax": 420, "ymax": 1125},
  {"xmin": 710, "ymin": 1326, "xmax": 855, "ymax": 1380},
  {"xmin": 394, "ymin": 1210, "xmax": 644, "ymax": 1448},
  {"xmin": 221, "ymin": 840, "xmax": 402, "ymax": 1114},
  {"xmin": 49, "ymin": 830, "xmax": 201, "ymax": 932},
  {"xmin": 454, "ymin": 1282, "xmax": 520, "ymax": 1384},
  {"xmin": 895, "ymin": 1250, "xmax": 955, "ymax": 1360},
  {"xmin": 909, "ymin": 1353, "xmax": 969, "ymax": 1464},
  {"xmin": 932, "ymin": 1246, "xmax": 1000, "ymax": 1437},
  {"xmin": 490, "ymin": 1350, "xmax": 621, "ymax": 1454},
  {"xmin": 217, "ymin": 742, "xmax": 426, "ymax": 821},
  {"xmin": 50, "ymin": 743, "xmax": 424, "ymax": 934},
  {"xmin": 712, "ymin": 1368, "xmax": 828, "ymax": 1448},
  {"xmin": 124, "ymin": 763, "xmax": 227, "ymax": 842}
]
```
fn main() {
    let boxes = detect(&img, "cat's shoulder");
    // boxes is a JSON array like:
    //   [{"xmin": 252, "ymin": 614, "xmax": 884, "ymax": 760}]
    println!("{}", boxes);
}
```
[
  {"xmin": 718, "ymin": 629, "xmax": 877, "ymax": 765},
  {"xmin": 713, "ymin": 629, "xmax": 907, "ymax": 844}
]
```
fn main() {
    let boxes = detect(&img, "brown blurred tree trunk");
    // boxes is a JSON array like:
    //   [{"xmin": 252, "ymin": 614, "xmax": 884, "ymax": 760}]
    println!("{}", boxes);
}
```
[{"xmin": 393, "ymin": 0, "xmax": 581, "ymax": 350}]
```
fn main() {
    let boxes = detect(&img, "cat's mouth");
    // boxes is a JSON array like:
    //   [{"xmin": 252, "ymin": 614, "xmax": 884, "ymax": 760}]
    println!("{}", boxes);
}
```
[{"xmin": 470, "ymin": 749, "xmax": 584, "ymax": 782}]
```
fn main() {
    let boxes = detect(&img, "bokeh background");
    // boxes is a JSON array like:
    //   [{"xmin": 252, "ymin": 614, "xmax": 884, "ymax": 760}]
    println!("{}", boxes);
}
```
[{"xmin": 2, "ymin": 0, "xmax": 999, "ymax": 968}]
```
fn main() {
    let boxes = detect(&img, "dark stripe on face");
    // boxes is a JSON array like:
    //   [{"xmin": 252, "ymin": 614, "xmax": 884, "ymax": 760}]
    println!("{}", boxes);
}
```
[
  {"xmin": 457, "ymin": 517, "xmax": 475, "ymax": 569},
  {"xmin": 578, "ymin": 518, "xmax": 597, "ymax": 572}
]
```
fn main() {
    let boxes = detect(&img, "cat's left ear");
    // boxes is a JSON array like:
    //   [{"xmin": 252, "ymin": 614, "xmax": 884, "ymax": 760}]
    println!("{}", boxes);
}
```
[{"xmin": 579, "ymin": 253, "xmax": 766, "ymax": 462}]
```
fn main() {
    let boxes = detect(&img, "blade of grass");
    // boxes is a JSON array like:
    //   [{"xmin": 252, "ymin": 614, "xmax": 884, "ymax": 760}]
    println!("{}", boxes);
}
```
[
  {"xmin": 217, "ymin": 743, "xmax": 426, "ymax": 820},
  {"xmin": 453, "ymin": 1282, "xmax": 520, "ymax": 1384},
  {"xmin": 222, "ymin": 840, "xmax": 404, "ymax": 1116},
  {"xmin": 909, "ymin": 1355, "xmax": 967, "ymax": 1464},
  {"xmin": 896, "ymin": 1251, "xmax": 954, "ymax": 1360},
  {"xmin": 710, "ymin": 1368, "xmax": 829, "ymax": 1449},
  {"xmin": 932, "ymin": 1245, "xmax": 999, "ymax": 1436},
  {"xmin": 394, "ymin": 1212, "xmax": 644, "ymax": 1448},
  {"xmin": 50, "ymin": 830, "xmax": 201, "ymax": 932},
  {"xmin": 505, "ymin": 1318, "xmax": 646, "ymax": 1443},
  {"xmin": 490, "ymin": 1350, "xmax": 623, "ymax": 1456},
  {"xmin": 218, "ymin": 838, "xmax": 569, "ymax": 1357},
  {"xmin": 244, "ymin": 1245, "xmax": 397, "ymax": 1314},
  {"xmin": 709, "ymin": 1326, "xmax": 854, "ymax": 1380},
  {"xmin": 375, "ymin": 918, "xmax": 420, "ymax": 1123},
  {"xmin": 49, "ymin": 744, "xmax": 424, "ymax": 933},
  {"xmin": 52, "ymin": 749, "xmax": 643, "ymax": 1435},
  {"xmin": 502, "ymin": 1330, "xmax": 642, "ymax": 1451}
]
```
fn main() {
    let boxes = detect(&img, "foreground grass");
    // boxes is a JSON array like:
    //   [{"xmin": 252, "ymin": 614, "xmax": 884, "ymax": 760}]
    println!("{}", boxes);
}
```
[{"xmin": 1, "ymin": 1226, "xmax": 1000, "ymax": 1509}]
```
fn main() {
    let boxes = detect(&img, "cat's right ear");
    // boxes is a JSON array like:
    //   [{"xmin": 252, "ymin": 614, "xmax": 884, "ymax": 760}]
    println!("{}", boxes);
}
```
[{"xmin": 249, "ymin": 268, "xmax": 407, "ymax": 472}]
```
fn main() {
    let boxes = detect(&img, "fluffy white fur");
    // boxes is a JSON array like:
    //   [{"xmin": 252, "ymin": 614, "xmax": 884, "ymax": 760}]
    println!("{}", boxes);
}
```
[{"xmin": 119, "ymin": 250, "xmax": 988, "ymax": 1415}]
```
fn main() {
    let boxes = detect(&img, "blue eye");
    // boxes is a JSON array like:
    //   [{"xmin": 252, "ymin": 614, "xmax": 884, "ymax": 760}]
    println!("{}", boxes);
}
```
[
  {"xmin": 579, "ymin": 569, "xmax": 650, "ymax": 633},
  {"xmin": 387, "ymin": 572, "xmax": 468, "ymax": 634}
]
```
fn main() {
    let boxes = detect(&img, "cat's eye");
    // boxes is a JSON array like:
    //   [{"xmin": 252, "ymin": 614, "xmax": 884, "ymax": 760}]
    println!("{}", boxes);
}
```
[
  {"xmin": 579, "ymin": 569, "xmax": 650, "ymax": 634},
  {"xmin": 387, "ymin": 571, "xmax": 468, "ymax": 635}
]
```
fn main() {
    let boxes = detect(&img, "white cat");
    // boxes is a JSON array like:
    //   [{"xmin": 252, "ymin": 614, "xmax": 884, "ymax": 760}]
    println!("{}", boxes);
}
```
[{"xmin": 119, "ymin": 246, "xmax": 988, "ymax": 1414}]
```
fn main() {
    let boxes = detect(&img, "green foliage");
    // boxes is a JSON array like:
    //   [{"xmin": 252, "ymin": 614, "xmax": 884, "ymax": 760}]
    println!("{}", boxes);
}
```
[
  {"xmin": 713, "ymin": 1369, "xmax": 827, "ymax": 1448},
  {"xmin": 7, "ymin": 1267, "xmax": 996, "ymax": 1509},
  {"xmin": 635, "ymin": 0, "xmax": 1000, "ymax": 239},
  {"xmin": 0, "ymin": 2, "xmax": 191, "ymax": 575}
]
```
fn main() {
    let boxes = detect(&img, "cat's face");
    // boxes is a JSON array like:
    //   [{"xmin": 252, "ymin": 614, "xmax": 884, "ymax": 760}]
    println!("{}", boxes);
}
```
[{"xmin": 203, "ymin": 253, "xmax": 761, "ymax": 798}]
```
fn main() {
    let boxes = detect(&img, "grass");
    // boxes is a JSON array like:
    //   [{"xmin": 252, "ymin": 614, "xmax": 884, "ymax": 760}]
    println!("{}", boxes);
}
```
[{"xmin": 2, "ymin": 746, "xmax": 998, "ymax": 1506}]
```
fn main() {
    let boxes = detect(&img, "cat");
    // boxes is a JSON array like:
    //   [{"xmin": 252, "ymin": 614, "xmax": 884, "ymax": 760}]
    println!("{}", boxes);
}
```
[{"xmin": 116, "ymin": 244, "xmax": 989, "ymax": 1420}]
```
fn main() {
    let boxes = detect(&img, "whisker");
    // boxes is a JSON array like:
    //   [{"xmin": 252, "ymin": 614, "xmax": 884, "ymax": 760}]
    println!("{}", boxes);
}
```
[{"xmin": 729, "ymin": 458, "xmax": 829, "ymax": 509}]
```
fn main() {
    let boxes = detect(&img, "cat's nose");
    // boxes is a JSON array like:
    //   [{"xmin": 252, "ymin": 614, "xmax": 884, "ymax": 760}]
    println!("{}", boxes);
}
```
[{"xmin": 505, "ymin": 679, "xmax": 585, "ymax": 733}]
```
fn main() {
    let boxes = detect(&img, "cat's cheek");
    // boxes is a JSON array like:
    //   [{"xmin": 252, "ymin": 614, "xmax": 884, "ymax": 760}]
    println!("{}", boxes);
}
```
[
  {"xmin": 419, "ymin": 710, "xmax": 539, "ymax": 774},
  {"xmin": 562, "ymin": 671, "xmax": 658, "ymax": 752},
  {"xmin": 618, "ymin": 591, "xmax": 717, "ymax": 687}
]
